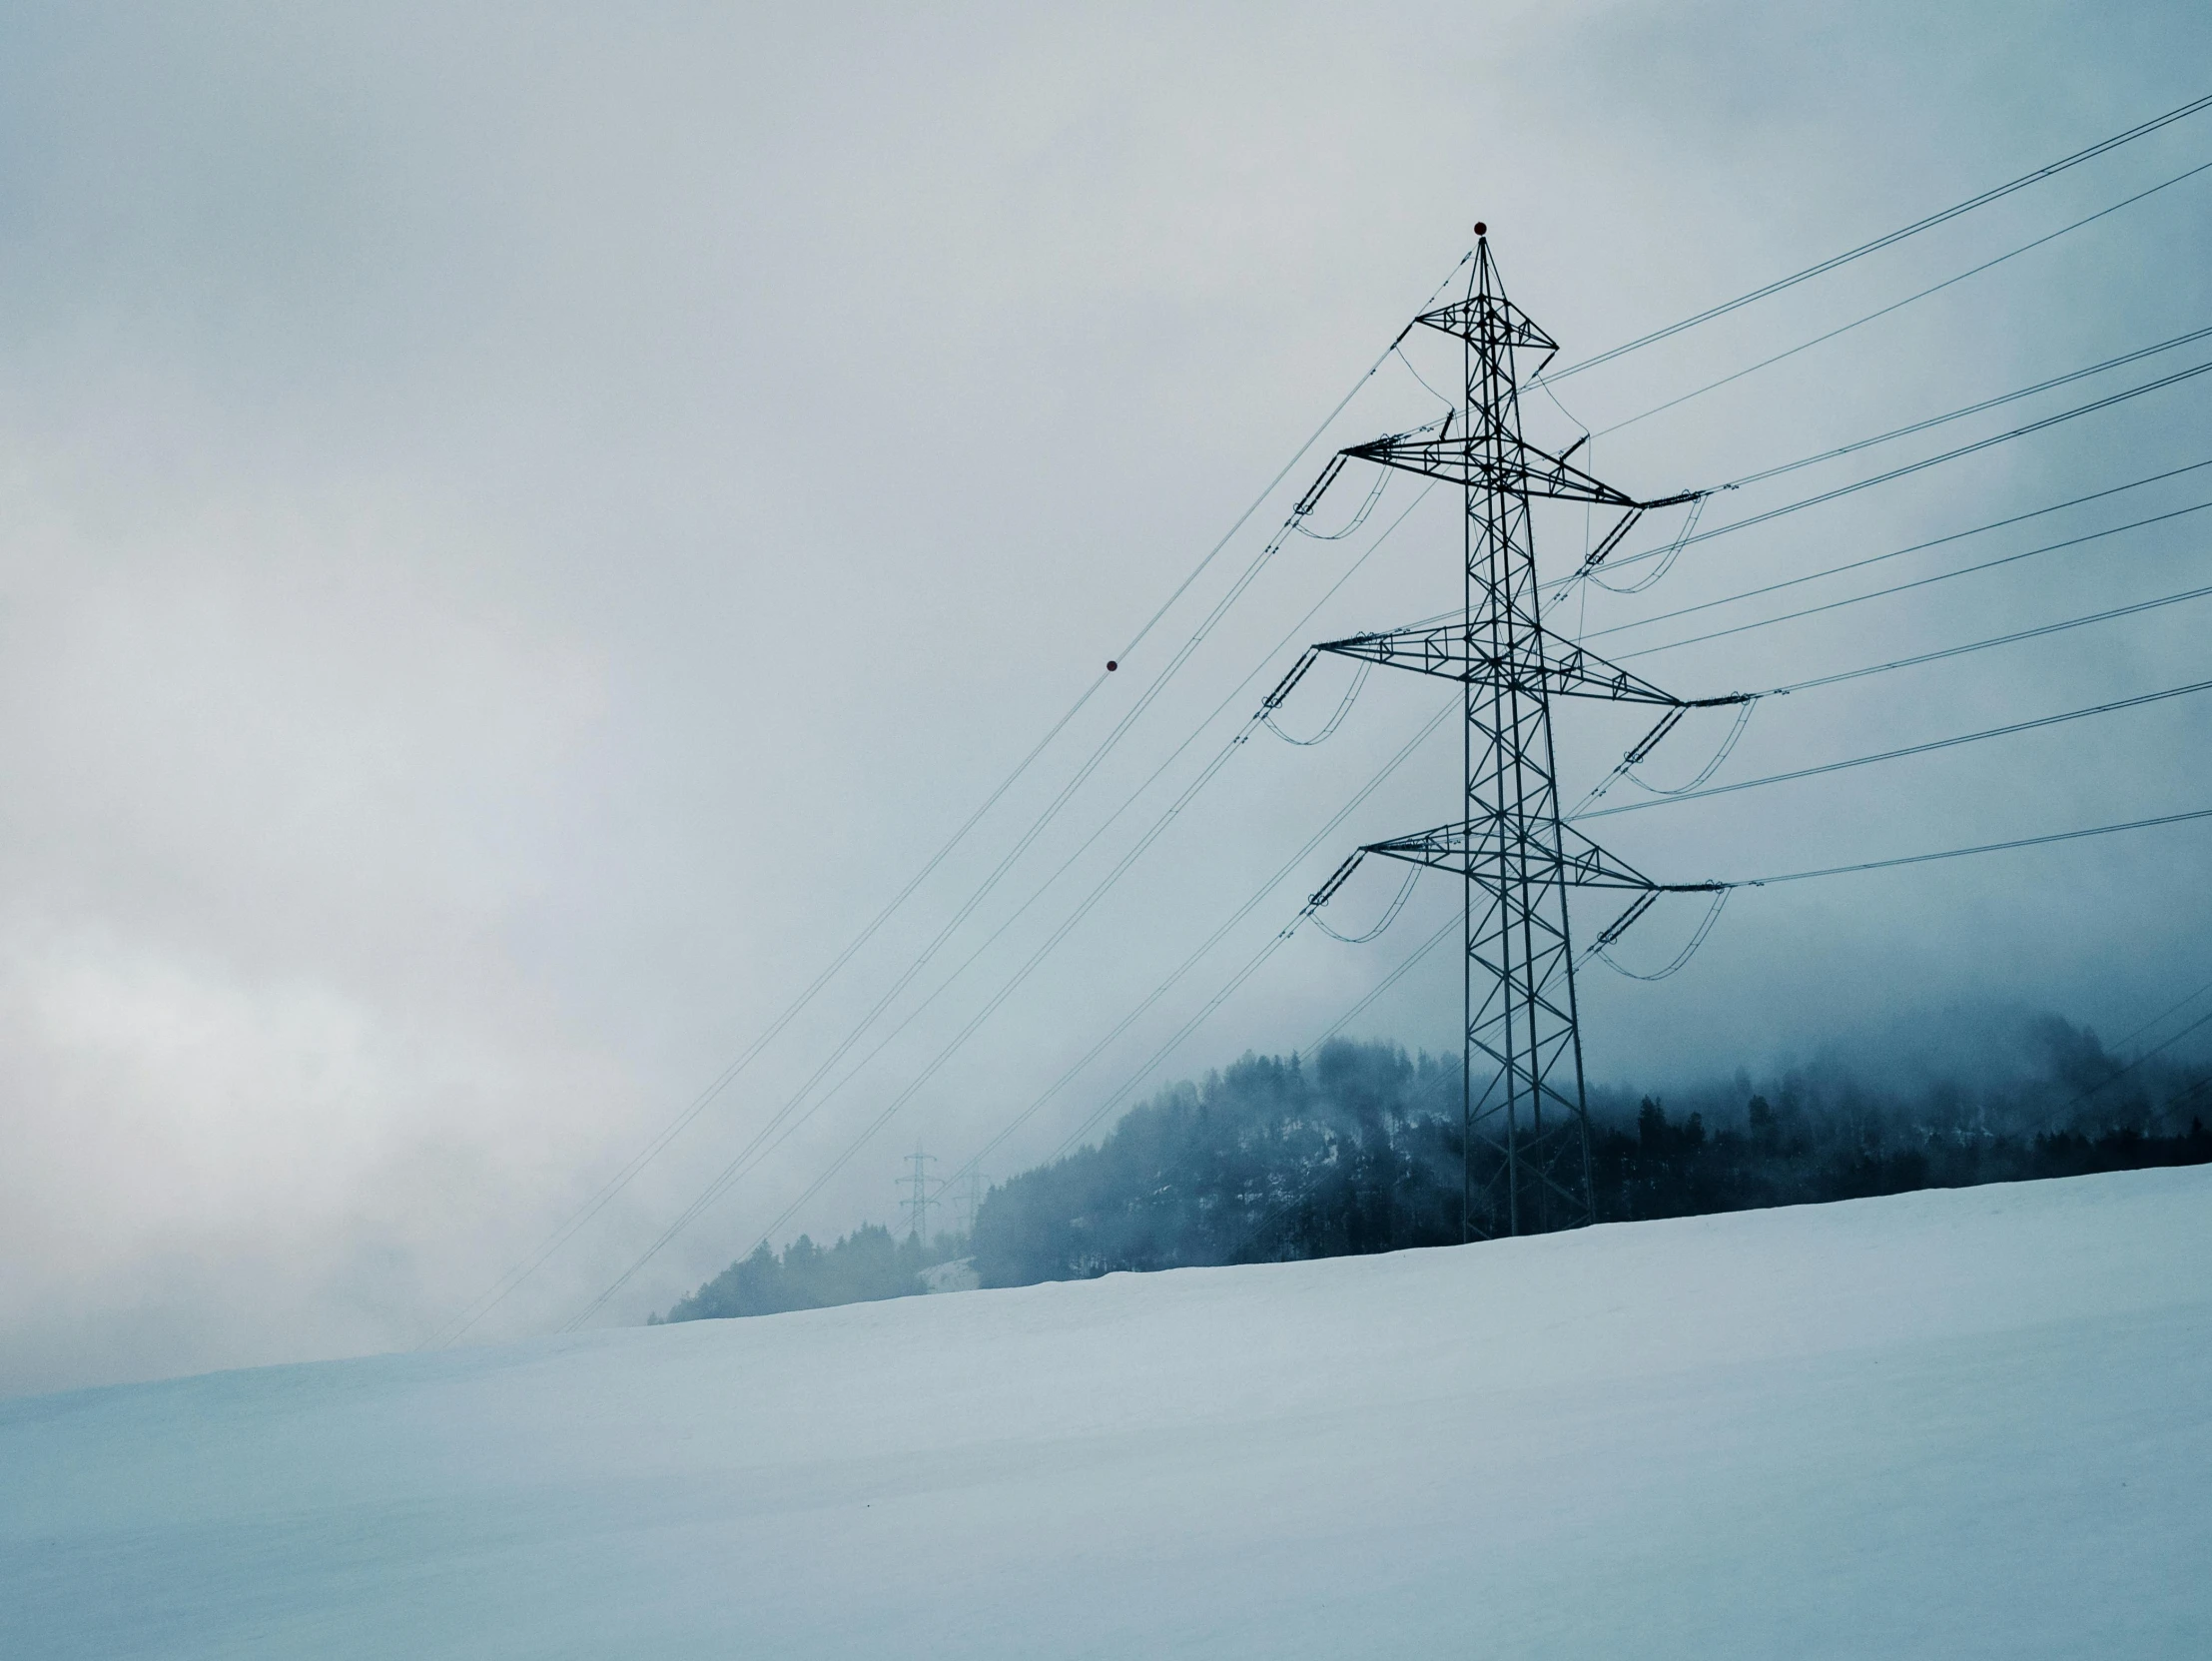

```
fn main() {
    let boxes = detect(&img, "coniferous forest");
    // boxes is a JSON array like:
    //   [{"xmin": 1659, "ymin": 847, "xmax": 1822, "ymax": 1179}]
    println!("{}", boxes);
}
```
[
  {"xmin": 654, "ymin": 1225, "xmax": 951, "ymax": 1323},
  {"xmin": 657, "ymin": 1017, "xmax": 2212, "ymax": 1321}
]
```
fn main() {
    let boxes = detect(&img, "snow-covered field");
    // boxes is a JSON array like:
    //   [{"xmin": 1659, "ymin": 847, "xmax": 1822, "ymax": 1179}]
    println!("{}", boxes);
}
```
[{"xmin": 5, "ymin": 1169, "xmax": 2207, "ymax": 1659}]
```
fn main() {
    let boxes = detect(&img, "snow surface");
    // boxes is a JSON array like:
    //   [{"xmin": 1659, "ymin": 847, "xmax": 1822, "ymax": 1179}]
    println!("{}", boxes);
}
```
[{"xmin": 5, "ymin": 1169, "xmax": 2208, "ymax": 1659}]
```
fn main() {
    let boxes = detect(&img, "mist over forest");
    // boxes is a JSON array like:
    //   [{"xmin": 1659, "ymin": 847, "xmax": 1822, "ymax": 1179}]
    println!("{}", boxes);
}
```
[{"xmin": 659, "ymin": 1006, "xmax": 2212, "ymax": 1321}]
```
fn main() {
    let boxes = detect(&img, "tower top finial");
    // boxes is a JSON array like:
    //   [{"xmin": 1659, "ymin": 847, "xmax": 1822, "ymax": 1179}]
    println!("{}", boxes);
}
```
[{"xmin": 1473, "ymin": 221, "xmax": 1487, "ymax": 236}]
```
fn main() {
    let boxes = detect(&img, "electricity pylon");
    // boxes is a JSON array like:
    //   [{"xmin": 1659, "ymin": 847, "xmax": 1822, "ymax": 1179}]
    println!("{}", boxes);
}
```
[
  {"xmin": 955, "ymin": 1168, "xmax": 989, "ymax": 1239},
  {"xmin": 899, "ymin": 1147, "xmax": 938, "ymax": 1243},
  {"xmin": 1299, "ymin": 228, "xmax": 1740, "ymax": 1242}
]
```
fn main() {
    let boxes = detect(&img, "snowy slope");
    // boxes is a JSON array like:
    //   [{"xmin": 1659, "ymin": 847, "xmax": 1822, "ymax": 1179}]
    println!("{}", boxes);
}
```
[{"xmin": 5, "ymin": 1169, "xmax": 2208, "ymax": 1659}]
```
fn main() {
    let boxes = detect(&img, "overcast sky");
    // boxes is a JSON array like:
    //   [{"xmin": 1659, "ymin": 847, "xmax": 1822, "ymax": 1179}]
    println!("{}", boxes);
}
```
[{"xmin": 3, "ymin": 1, "xmax": 2208, "ymax": 1395}]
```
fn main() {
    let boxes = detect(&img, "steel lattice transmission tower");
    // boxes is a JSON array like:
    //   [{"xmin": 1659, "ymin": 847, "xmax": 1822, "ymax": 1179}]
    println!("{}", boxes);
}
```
[
  {"xmin": 1301, "ymin": 229, "xmax": 1739, "ymax": 1241},
  {"xmin": 899, "ymin": 1146, "xmax": 938, "ymax": 1243},
  {"xmin": 955, "ymin": 1168, "xmax": 989, "ymax": 1239}
]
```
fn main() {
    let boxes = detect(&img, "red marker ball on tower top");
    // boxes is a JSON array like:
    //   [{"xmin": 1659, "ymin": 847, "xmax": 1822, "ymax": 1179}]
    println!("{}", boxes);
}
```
[
  {"xmin": 1106, "ymin": 660, "xmax": 1117, "ymax": 672},
  {"xmin": 1474, "ymin": 221, "xmax": 1487, "ymax": 235}
]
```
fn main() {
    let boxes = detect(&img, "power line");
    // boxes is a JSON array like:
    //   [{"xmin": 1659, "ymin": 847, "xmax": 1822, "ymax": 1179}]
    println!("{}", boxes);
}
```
[
  {"xmin": 724, "ymin": 696, "xmax": 1460, "ymax": 1284},
  {"xmin": 1435, "ymin": 437, "xmax": 2212, "ymax": 648},
  {"xmin": 1593, "ymin": 153, "xmax": 2212, "ymax": 438},
  {"xmin": 1295, "ymin": 911, "xmax": 1461, "ymax": 1063},
  {"xmin": 2065, "ymin": 1003, "xmax": 2212, "ymax": 1115},
  {"xmin": 620, "ymin": 491, "xmax": 1314, "ymax": 1221},
  {"xmin": 1728, "ymin": 804, "xmax": 2212, "ymax": 886},
  {"xmin": 450, "ymin": 494, "xmax": 1327, "ymax": 1339},
  {"xmin": 1539, "ymin": 89, "xmax": 2212, "ymax": 383},
  {"xmin": 1584, "ymin": 558, "xmax": 2212, "ymax": 805},
  {"xmin": 444, "ymin": 255, "xmax": 1482, "ymax": 1340},
  {"xmin": 1753, "ymin": 578, "xmax": 2212, "ymax": 696},
  {"xmin": 977, "ymin": 462, "xmax": 2212, "ymax": 1171},
  {"xmin": 1583, "ymin": 456, "xmax": 2212, "ymax": 645},
  {"xmin": 946, "ymin": 703, "xmax": 1458, "ymax": 1190},
  {"xmin": 1723, "ymin": 323, "xmax": 2212, "ymax": 491},
  {"xmin": 1059, "ymin": 807, "xmax": 2212, "ymax": 1169},
  {"xmin": 1616, "ymin": 498, "xmax": 2212, "ymax": 661},
  {"xmin": 560, "ymin": 485, "xmax": 1440, "ymax": 1325},
  {"xmin": 2027, "ymin": 975, "xmax": 2212, "ymax": 1123},
  {"xmin": 2109, "ymin": 970, "xmax": 2212, "ymax": 1057},
  {"xmin": 1576, "ymin": 674, "xmax": 2212, "ymax": 821},
  {"xmin": 1581, "ymin": 355, "xmax": 2212, "ymax": 585},
  {"xmin": 1048, "ymin": 927, "xmax": 1301, "ymax": 1166},
  {"xmin": 1034, "ymin": 866, "xmax": 1468, "ymax": 1175},
  {"xmin": 1107, "ymin": 249, "xmax": 1476, "ymax": 659},
  {"xmin": 1034, "ymin": 904, "xmax": 1475, "ymax": 1187},
  {"xmin": 423, "ymin": 670, "xmax": 1105, "ymax": 1345}
]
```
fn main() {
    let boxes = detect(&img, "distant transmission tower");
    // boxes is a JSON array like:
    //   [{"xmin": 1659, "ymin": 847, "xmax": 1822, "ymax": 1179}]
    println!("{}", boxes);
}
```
[
  {"xmin": 955, "ymin": 1168, "xmax": 989, "ymax": 1239},
  {"xmin": 899, "ymin": 1146, "xmax": 938, "ymax": 1243},
  {"xmin": 1298, "ymin": 226, "xmax": 1741, "ymax": 1241}
]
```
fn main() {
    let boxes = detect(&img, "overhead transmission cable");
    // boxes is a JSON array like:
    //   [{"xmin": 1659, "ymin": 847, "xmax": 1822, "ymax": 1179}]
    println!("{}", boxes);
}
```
[
  {"xmin": 1106, "ymin": 247, "xmax": 1475, "ymax": 656},
  {"xmin": 782, "ymin": 702, "xmax": 1459, "ymax": 1252},
  {"xmin": 1045, "ymin": 802, "xmax": 2212, "ymax": 1172},
  {"xmin": 1427, "ymin": 349, "xmax": 2212, "ymax": 633},
  {"xmin": 1582, "ymin": 456, "xmax": 2212, "ymax": 645},
  {"xmin": 1038, "ymin": 521, "xmax": 2212, "ymax": 1144},
  {"xmin": 688, "ymin": 492, "xmax": 1428, "ymax": 1248},
  {"xmin": 2044, "ymin": 974, "xmax": 2212, "ymax": 1122},
  {"xmin": 1347, "ymin": 816, "xmax": 2212, "ymax": 1057},
  {"xmin": 1616, "ymin": 496, "xmax": 2212, "ymax": 661},
  {"xmin": 1571, "ymin": 562, "xmax": 2212, "ymax": 815},
  {"xmin": 1722, "ymin": 323, "xmax": 2212, "ymax": 491},
  {"xmin": 1746, "ymin": 577, "xmax": 2212, "ymax": 695},
  {"xmin": 942, "ymin": 728, "xmax": 1453, "ymax": 1186},
  {"xmin": 422, "ymin": 670, "xmax": 1102, "ymax": 1345},
  {"xmin": 2063, "ymin": 1003, "xmax": 2212, "ymax": 1115},
  {"xmin": 1406, "ymin": 453, "xmax": 2212, "ymax": 648},
  {"xmin": 441, "ymin": 249, "xmax": 1481, "ymax": 1341},
  {"xmin": 1537, "ymin": 88, "xmax": 2212, "ymax": 384},
  {"xmin": 1295, "ymin": 911, "xmax": 1460, "ymax": 1063},
  {"xmin": 1595, "ymin": 890, "xmax": 1733, "ymax": 982},
  {"xmin": 1574, "ymin": 674, "xmax": 2212, "ymax": 822},
  {"xmin": 1727, "ymin": 804, "xmax": 2212, "ymax": 886},
  {"xmin": 567, "ymin": 490, "xmax": 1307, "ymax": 1279},
  {"xmin": 565, "ymin": 484, "xmax": 1445, "ymax": 1324},
  {"xmin": 637, "ymin": 478, "xmax": 1427, "ymax": 1257},
  {"xmin": 1038, "ymin": 898, "xmax": 1362, "ymax": 1168},
  {"xmin": 1569, "ymin": 353, "xmax": 2212, "ymax": 590},
  {"xmin": 2108, "ymin": 970, "xmax": 2212, "ymax": 1058},
  {"xmin": 1593, "ymin": 152, "xmax": 2212, "ymax": 438}
]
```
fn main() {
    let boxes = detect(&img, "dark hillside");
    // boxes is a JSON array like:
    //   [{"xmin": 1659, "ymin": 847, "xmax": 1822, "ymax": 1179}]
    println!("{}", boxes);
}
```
[
  {"xmin": 660, "ymin": 1018, "xmax": 2211, "ymax": 1318},
  {"xmin": 970, "ymin": 1026, "xmax": 2211, "ymax": 1287}
]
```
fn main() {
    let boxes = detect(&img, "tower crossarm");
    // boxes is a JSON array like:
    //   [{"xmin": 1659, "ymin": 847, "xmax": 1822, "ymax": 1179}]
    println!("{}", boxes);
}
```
[
  {"xmin": 1358, "ymin": 813, "xmax": 1726, "ymax": 896},
  {"xmin": 1412, "ymin": 291, "xmax": 1560, "ymax": 359},
  {"xmin": 1339, "ymin": 425, "xmax": 1701, "ymax": 510},
  {"xmin": 1314, "ymin": 621, "xmax": 1751, "ymax": 710}
]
